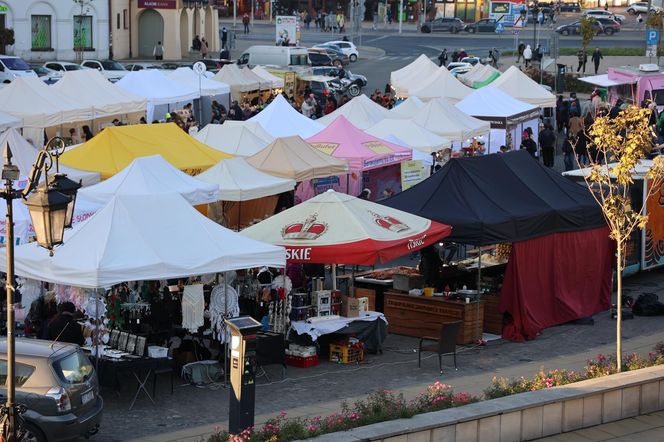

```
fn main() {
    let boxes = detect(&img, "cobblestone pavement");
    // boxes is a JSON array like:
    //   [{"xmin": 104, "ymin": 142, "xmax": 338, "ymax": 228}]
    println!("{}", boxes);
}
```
[{"xmin": 95, "ymin": 269, "xmax": 664, "ymax": 442}]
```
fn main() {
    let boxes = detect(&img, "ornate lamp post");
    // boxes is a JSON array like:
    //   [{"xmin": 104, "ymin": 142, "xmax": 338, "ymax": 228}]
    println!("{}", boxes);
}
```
[{"xmin": 1, "ymin": 137, "xmax": 80, "ymax": 442}]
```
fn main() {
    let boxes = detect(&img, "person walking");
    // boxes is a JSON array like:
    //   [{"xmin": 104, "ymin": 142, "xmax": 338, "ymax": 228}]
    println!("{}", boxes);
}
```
[
  {"xmin": 200, "ymin": 37, "xmax": 208, "ymax": 59},
  {"xmin": 490, "ymin": 47, "xmax": 500, "ymax": 67},
  {"xmin": 576, "ymin": 48, "xmax": 587, "ymax": 73},
  {"xmin": 221, "ymin": 27, "xmax": 228, "ymax": 49},
  {"xmin": 523, "ymin": 44, "xmax": 533, "ymax": 67},
  {"xmin": 451, "ymin": 49, "xmax": 460, "ymax": 63},
  {"xmin": 520, "ymin": 129, "xmax": 538, "ymax": 157},
  {"xmin": 591, "ymin": 48, "xmax": 603, "ymax": 75},
  {"xmin": 243, "ymin": 13, "xmax": 250, "ymax": 34},
  {"xmin": 517, "ymin": 42, "xmax": 525, "ymax": 63},
  {"xmin": 539, "ymin": 123, "xmax": 556, "ymax": 167},
  {"xmin": 438, "ymin": 48, "xmax": 448, "ymax": 67},
  {"xmin": 153, "ymin": 41, "xmax": 164, "ymax": 60}
]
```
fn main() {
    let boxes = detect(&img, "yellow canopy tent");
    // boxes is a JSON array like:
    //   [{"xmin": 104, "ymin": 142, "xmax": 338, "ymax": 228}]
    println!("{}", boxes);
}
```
[{"xmin": 60, "ymin": 123, "xmax": 231, "ymax": 179}]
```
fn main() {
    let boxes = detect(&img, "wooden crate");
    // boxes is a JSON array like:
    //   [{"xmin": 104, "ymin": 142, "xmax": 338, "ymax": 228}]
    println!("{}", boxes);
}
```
[{"xmin": 482, "ymin": 294, "xmax": 503, "ymax": 335}]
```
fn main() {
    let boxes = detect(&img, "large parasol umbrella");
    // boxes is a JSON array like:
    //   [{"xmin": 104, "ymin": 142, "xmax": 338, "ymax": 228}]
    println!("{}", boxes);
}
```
[{"xmin": 241, "ymin": 189, "xmax": 451, "ymax": 265}]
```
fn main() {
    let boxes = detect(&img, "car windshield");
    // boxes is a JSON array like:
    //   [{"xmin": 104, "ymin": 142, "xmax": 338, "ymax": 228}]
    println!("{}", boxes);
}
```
[
  {"xmin": 52, "ymin": 351, "xmax": 94, "ymax": 384},
  {"xmin": 101, "ymin": 60, "xmax": 126, "ymax": 71},
  {"xmin": 1, "ymin": 58, "xmax": 30, "ymax": 71},
  {"xmin": 64, "ymin": 64, "xmax": 82, "ymax": 71}
]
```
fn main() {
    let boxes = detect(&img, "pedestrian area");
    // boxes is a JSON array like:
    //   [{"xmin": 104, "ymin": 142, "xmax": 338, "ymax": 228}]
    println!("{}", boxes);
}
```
[{"xmin": 536, "ymin": 411, "xmax": 664, "ymax": 441}]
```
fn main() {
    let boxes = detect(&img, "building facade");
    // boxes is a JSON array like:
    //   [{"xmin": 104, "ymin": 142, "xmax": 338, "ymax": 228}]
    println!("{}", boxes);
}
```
[
  {"xmin": 0, "ymin": 0, "xmax": 110, "ymax": 61},
  {"xmin": 111, "ymin": 0, "xmax": 220, "ymax": 61}
]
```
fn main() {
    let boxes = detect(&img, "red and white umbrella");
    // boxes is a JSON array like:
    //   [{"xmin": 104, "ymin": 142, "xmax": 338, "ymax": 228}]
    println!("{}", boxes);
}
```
[{"xmin": 241, "ymin": 190, "xmax": 451, "ymax": 265}]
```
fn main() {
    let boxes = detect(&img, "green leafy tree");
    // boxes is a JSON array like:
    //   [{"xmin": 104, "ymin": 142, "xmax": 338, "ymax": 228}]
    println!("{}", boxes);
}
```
[
  {"xmin": 73, "ymin": 0, "xmax": 93, "ymax": 63},
  {"xmin": 579, "ymin": 16, "xmax": 597, "ymax": 51},
  {"xmin": 578, "ymin": 106, "xmax": 664, "ymax": 371}
]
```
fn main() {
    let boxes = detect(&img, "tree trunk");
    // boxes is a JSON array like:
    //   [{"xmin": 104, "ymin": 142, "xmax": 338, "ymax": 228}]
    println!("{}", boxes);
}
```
[{"xmin": 616, "ymin": 239, "xmax": 622, "ymax": 372}]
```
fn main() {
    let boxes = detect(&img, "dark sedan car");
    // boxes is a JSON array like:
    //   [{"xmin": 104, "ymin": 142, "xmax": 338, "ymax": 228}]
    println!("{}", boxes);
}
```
[
  {"xmin": 593, "ymin": 17, "xmax": 621, "ymax": 34},
  {"xmin": 421, "ymin": 17, "xmax": 465, "ymax": 33},
  {"xmin": 559, "ymin": 2, "xmax": 581, "ymax": 11},
  {"xmin": 555, "ymin": 20, "xmax": 604, "ymax": 36},
  {"xmin": 465, "ymin": 18, "xmax": 498, "ymax": 33},
  {"xmin": 307, "ymin": 48, "xmax": 349, "ymax": 68}
]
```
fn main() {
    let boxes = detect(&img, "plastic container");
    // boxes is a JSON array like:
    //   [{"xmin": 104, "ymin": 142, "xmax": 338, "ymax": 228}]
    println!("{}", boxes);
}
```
[
  {"xmin": 329, "ymin": 342, "xmax": 364, "ymax": 364},
  {"xmin": 285, "ymin": 354, "xmax": 319, "ymax": 368},
  {"xmin": 148, "ymin": 346, "xmax": 168, "ymax": 358}
]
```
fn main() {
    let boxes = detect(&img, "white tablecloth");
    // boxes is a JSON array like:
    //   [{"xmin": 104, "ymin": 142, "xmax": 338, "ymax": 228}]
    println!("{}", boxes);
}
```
[{"xmin": 290, "ymin": 311, "xmax": 388, "ymax": 341}]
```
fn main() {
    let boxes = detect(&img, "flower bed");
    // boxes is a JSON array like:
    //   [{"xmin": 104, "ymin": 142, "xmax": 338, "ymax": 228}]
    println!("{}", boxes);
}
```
[{"xmin": 209, "ymin": 344, "xmax": 664, "ymax": 442}]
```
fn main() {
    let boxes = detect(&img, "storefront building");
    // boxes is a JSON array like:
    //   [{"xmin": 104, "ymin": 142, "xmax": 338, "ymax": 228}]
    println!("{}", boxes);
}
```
[
  {"xmin": 0, "ymin": 0, "xmax": 109, "ymax": 61},
  {"xmin": 111, "ymin": 0, "xmax": 220, "ymax": 61}
]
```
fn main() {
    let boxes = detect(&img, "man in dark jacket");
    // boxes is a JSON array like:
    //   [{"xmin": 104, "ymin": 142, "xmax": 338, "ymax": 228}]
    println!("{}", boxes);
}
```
[
  {"xmin": 539, "ymin": 123, "xmax": 556, "ymax": 167},
  {"xmin": 591, "ymin": 48, "xmax": 603, "ymax": 75},
  {"xmin": 520, "ymin": 130, "xmax": 538, "ymax": 158},
  {"xmin": 47, "ymin": 302, "xmax": 84, "ymax": 346}
]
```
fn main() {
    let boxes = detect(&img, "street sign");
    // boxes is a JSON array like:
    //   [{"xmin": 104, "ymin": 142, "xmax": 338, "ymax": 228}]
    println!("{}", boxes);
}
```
[
  {"xmin": 193, "ymin": 61, "xmax": 207, "ymax": 75},
  {"xmin": 647, "ymin": 29, "xmax": 659, "ymax": 46},
  {"xmin": 647, "ymin": 46, "xmax": 658, "ymax": 57},
  {"xmin": 512, "ymin": 29, "xmax": 520, "ymax": 35},
  {"xmin": 496, "ymin": 23, "xmax": 504, "ymax": 33}
]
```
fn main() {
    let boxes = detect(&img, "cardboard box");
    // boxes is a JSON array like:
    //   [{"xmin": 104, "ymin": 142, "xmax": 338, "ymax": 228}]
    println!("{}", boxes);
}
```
[{"xmin": 342, "ymin": 295, "xmax": 360, "ymax": 317}]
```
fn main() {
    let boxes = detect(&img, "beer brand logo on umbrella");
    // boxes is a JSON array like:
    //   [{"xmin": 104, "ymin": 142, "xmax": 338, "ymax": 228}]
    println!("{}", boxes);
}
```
[
  {"xmin": 370, "ymin": 211, "xmax": 410, "ymax": 233},
  {"xmin": 281, "ymin": 213, "xmax": 328, "ymax": 240}
]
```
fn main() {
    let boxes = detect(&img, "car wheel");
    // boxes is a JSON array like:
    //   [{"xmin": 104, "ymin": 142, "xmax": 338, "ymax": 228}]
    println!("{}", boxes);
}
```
[
  {"xmin": 605, "ymin": 28, "xmax": 614, "ymax": 35},
  {"xmin": 627, "ymin": 8, "xmax": 635, "ymax": 14},
  {"xmin": 333, "ymin": 59, "xmax": 343, "ymax": 68},
  {"xmin": 421, "ymin": 25, "xmax": 431, "ymax": 33},
  {"xmin": 562, "ymin": 29, "xmax": 570, "ymax": 36},
  {"xmin": 21, "ymin": 423, "xmax": 46, "ymax": 442},
  {"xmin": 349, "ymin": 54, "xmax": 357, "ymax": 62},
  {"xmin": 348, "ymin": 84, "xmax": 361, "ymax": 97}
]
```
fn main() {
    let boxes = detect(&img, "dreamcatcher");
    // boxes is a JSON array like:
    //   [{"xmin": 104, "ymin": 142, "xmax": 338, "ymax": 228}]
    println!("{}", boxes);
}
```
[
  {"xmin": 209, "ymin": 283, "xmax": 239, "ymax": 343},
  {"xmin": 270, "ymin": 275, "xmax": 292, "ymax": 334},
  {"xmin": 82, "ymin": 296, "xmax": 109, "ymax": 357}
]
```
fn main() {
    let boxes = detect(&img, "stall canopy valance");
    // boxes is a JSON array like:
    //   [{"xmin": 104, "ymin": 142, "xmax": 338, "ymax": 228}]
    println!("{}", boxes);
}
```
[
  {"xmin": 381, "ymin": 150, "xmax": 605, "ymax": 245},
  {"xmin": 316, "ymin": 94, "xmax": 393, "ymax": 129},
  {"xmin": 60, "ymin": 123, "xmax": 231, "ymax": 179},
  {"xmin": 242, "ymin": 189, "xmax": 451, "ymax": 265},
  {"xmin": 1, "ymin": 193, "xmax": 286, "ymax": 288},
  {"xmin": 78, "ymin": 155, "xmax": 219, "ymax": 206},
  {"xmin": 248, "ymin": 94, "xmax": 323, "ymax": 138}
]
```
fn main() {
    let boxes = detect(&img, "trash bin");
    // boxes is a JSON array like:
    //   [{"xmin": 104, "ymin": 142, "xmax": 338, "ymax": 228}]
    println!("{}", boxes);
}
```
[{"xmin": 556, "ymin": 63, "xmax": 566, "ymax": 94}]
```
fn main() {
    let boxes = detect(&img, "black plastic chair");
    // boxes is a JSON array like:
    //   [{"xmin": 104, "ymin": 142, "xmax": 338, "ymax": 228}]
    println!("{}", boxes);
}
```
[{"xmin": 418, "ymin": 321, "xmax": 461, "ymax": 373}]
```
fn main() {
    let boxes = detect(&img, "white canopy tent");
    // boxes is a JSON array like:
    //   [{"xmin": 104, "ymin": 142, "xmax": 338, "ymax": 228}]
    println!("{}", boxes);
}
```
[
  {"xmin": 78, "ymin": 155, "xmax": 219, "ymax": 206},
  {"xmin": 249, "ymin": 94, "xmax": 323, "ymax": 138},
  {"xmin": 411, "ymin": 98, "xmax": 490, "ymax": 143},
  {"xmin": 52, "ymin": 70, "xmax": 147, "ymax": 118},
  {"xmin": 0, "ymin": 112, "xmax": 22, "ymax": 131},
  {"xmin": 366, "ymin": 119, "xmax": 452, "ymax": 154},
  {"xmin": 195, "ymin": 121, "xmax": 273, "ymax": 156},
  {"xmin": 196, "ymin": 157, "xmax": 295, "ymax": 201},
  {"xmin": 116, "ymin": 70, "xmax": 199, "ymax": 122},
  {"xmin": 389, "ymin": 97, "xmax": 425, "ymax": 118},
  {"xmin": 0, "ymin": 128, "xmax": 100, "ymax": 187},
  {"xmin": 390, "ymin": 55, "xmax": 440, "ymax": 96},
  {"xmin": 251, "ymin": 66, "xmax": 285, "ymax": 89},
  {"xmin": 168, "ymin": 67, "xmax": 231, "ymax": 96},
  {"xmin": 1, "ymin": 193, "xmax": 286, "ymax": 288},
  {"xmin": 316, "ymin": 94, "xmax": 393, "ymax": 129},
  {"xmin": 385, "ymin": 134, "xmax": 434, "ymax": 168},
  {"xmin": 241, "ymin": 67, "xmax": 271, "ymax": 90},
  {"xmin": 0, "ymin": 77, "xmax": 94, "ymax": 128},
  {"xmin": 212, "ymin": 64, "xmax": 259, "ymax": 101},
  {"xmin": 407, "ymin": 67, "xmax": 474, "ymax": 103},
  {"xmin": 489, "ymin": 66, "xmax": 556, "ymax": 108}
]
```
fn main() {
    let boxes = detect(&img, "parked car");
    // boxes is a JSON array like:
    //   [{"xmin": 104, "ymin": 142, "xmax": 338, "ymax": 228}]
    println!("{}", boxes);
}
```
[
  {"xmin": 298, "ymin": 74, "xmax": 344, "ymax": 103},
  {"xmin": 447, "ymin": 61, "xmax": 472, "ymax": 76},
  {"xmin": 555, "ymin": 19, "xmax": 604, "ymax": 35},
  {"xmin": 583, "ymin": 9, "xmax": 625, "ymax": 23},
  {"xmin": 594, "ymin": 17, "xmax": 621, "ymax": 34},
  {"xmin": 0, "ymin": 56, "xmax": 37, "ymax": 83},
  {"xmin": 310, "ymin": 47, "xmax": 349, "ymax": 67},
  {"xmin": 43, "ymin": 61, "xmax": 88, "ymax": 79},
  {"xmin": 316, "ymin": 41, "xmax": 359, "ymax": 62},
  {"xmin": 29, "ymin": 64, "xmax": 59, "ymax": 84},
  {"xmin": 124, "ymin": 63, "xmax": 163, "ymax": 71},
  {"xmin": 558, "ymin": 2, "xmax": 581, "ymax": 11},
  {"xmin": 307, "ymin": 48, "xmax": 348, "ymax": 68},
  {"xmin": 465, "ymin": 18, "xmax": 498, "ymax": 32},
  {"xmin": 80, "ymin": 59, "xmax": 129, "ymax": 81},
  {"xmin": 311, "ymin": 66, "xmax": 367, "ymax": 87},
  {"xmin": 421, "ymin": 17, "xmax": 465, "ymax": 33},
  {"xmin": 460, "ymin": 56, "xmax": 482, "ymax": 66},
  {"xmin": 237, "ymin": 45, "xmax": 310, "ymax": 68},
  {"xmin": 627, "ymin": 2, "xmax": 663, "ymax": 13},
  {"xmin": 0, "ymin": 338, "xmax": 103, "ymax": 442}
]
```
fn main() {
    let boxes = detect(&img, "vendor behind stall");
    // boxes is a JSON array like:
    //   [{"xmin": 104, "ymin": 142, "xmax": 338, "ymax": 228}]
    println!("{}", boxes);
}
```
[
  {"xmin": 418, "ymin": 245, "xmax": 443, "ymax": 290},
  {"xmin": 47, "ymin": 302, "xmax": 84, "ymax": 346}
]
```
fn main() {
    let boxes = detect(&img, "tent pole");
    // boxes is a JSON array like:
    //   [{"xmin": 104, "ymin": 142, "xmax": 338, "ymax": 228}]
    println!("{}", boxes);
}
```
[
  {"xmin": 346, "ymin": 174, "xmax": 350, "ymax": 194},
  {"xmin": 332, "ymin": 264, "xmax": 337, "ymax": 290},
  {"xmin": 223, "ymin": 271, "xmax": 228, "ymax": 388},
  {"xmin": 476, "ymin": 251, "xmax": 482, "ymax": 343},
  {"xmin": 95, "ymin": 289, "xmax": 99, "ymax": 374},
  {"xmin": 237, "ymin": 201, "xmax": 242, "ymax": 231}
]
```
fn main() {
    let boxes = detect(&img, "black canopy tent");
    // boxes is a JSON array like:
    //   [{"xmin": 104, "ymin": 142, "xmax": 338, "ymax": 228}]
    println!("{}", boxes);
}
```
[{"xmin": 381, "ymin": 150, "xmax": 605, "ymax": 246}]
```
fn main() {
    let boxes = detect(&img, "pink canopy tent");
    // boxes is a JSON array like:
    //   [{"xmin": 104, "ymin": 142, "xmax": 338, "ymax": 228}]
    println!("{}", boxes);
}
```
[{"xmin": 302, "ymin": 116, "xmax": 412, "ymax": 200}]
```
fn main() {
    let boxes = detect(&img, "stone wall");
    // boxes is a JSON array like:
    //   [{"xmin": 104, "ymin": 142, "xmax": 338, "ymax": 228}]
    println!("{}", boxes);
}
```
[{"xmin": 307, "ymin": 365, "xmax": 664, "ymax": 442}]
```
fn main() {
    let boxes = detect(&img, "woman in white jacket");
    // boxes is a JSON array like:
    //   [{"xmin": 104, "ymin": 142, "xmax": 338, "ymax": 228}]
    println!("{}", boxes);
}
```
[{"xmin": 523, "ymin": 44, "xmax": 533, "ymax": 67}]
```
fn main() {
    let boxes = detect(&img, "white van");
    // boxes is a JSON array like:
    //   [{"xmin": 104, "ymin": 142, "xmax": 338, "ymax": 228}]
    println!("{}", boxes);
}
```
[
  {"xmin": 236, "ymin": 45, "xmax": 310, "ymax": 68},
  {"xmin": 0, "ymin": 56, "xmax": 37, "ymax": 83}
]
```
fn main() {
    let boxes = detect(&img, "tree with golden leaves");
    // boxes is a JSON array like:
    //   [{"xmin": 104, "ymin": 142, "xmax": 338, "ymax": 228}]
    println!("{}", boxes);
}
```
[{"xmin": 579, "ymin": 106, "xmax": 664, "ymax": 371}]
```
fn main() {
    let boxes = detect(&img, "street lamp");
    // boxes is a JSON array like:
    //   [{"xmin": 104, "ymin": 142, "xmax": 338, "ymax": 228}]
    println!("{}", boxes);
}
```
[{"xmin": 1, "ymin": 137, "xmax": 78, "ymax": 442}]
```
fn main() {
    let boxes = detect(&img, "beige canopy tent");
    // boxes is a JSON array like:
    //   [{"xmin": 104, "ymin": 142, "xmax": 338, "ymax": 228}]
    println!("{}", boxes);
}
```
[
  {"xmin": 390, "ymin": 54, "xmax": 440, "ymax": 97},
  {"xmin": 389, "ymin": 97, "xmax": 425, "ymax": 118},
  {"xmin": 246, "ymin": 135, "xmax": 348, "ymax": 181},
  {"xmin": 195, "ymin": 121, "xmax": 274, "ymax": 156},
  {"xmin": 251, "ymin": 66, "xmax": 285, "ymax": 89},
  {"xmin": 316, "ymin": 94, "xmax": 393, "ymax": 129},
  {"xmin": 411, "ymin": 97, "xmax": 490, "ymax": 142},
  {"xmin": 212, "ymin": 64, "xmax": 259, "ymax": 101},
  {"xmin": 241, "ymin": 67, "xmax": 271, "ymax": 90},
  {"xmin": 407, "ymin": 67, "xmax": 474, "ymax": 103},
  {"xmin": 489, "ymin": 66, "xmax": 556, "ymax": 108}
]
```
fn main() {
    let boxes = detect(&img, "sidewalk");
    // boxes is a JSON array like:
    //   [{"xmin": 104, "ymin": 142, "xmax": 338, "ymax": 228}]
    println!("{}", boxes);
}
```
[{"xmin": 500, "ymin": 54, "xmax": 659, "ymax": 76}]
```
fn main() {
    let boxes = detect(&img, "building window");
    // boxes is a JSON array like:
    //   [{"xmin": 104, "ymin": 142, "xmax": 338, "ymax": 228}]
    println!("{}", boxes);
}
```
[
  {"xmin": 31, "ymin": 15, "xmax": 52, "ymax": 50},
  {"xmin": 74, "ymin": 15, "xmax": 93, "ymax": 49},
  {"xmin": 123, "ymin": 9, "xmax": 128, "ymax": 29},
  {"xmin": 117, "ymin": 13, "xmax": 121, "ymax": 29}
]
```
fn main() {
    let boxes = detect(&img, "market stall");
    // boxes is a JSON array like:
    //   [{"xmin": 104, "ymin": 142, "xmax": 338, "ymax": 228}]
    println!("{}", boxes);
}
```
[
  {"xmin": 316, "ymin": 94, "xmax": 393, "ymax": 129},
  {"xmin": 366, "ymin": 118, "xmax": 452, "ymax": 154},
  {"xmin": 389, "ymin": 97, "xmax": 425, "ymax": 119},
  {"xmin": 116, "ymin": 70, "xmax": 200, "ymax": 122},
  {"xmin": 194, "ymin": 121, "xmax": 274, "ymax": 156},
  {"xmin": 211, "ymin": 64, "xmax": 259, "ymax": 103},
  {"xmin": 489, "ymin": 66, "xmax": 556, "ymax": 108},
  {"xmin": 251, "ymin": 65, "xmax": 285, "ymax": 89},
  {"xmin": 382, "ymin": 151, "xmax": 612, "ymax": 342},
  {"xmin": 59, "ymin": 123, "xmax": 231, "ymax": 178},
  {"xmin": 248, "ymin": 95, "xmax": 323, "ymax": 138},
  {"xmin": 455, "ymin": 87, "xmax": 540, "ymax": 153},
  {"xmin": 407, "ymin": 66, "xmax": 474, "ymax": 103},
  {"xmin": 0, "ymin": 111, "xmax": 21, "ymax": 131},
  {"xmin": 168, "ymin": 67, "xmax": 231, "ymax": 123},
  {"xmin": 458, "ymin": 64, "xmax": 501, "ymax": 89},
  {"xmin": 304, "ymin": 115, "xmax": 412, "ymax": 200},
  {"xmin": 390, "ymin": 54, "xmax": 440, "ymax": 97},
  {"xmin": 196, "ymin": 157, "xmax": 296, "ymax": 229}
]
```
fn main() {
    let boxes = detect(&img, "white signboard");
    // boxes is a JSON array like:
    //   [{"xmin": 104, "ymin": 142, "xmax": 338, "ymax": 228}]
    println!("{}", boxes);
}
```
[{"xmin": 276, "ymin": 16, "xmax": 299, "ymax": 46}]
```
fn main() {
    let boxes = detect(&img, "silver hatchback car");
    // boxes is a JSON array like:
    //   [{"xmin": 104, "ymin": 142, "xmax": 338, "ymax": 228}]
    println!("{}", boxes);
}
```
[{"xmin": 0, "ymin": 338, "xmax": 103, "ymax": 442}]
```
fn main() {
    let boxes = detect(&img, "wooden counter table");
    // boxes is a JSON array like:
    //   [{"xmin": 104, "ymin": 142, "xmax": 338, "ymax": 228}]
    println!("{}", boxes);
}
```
[{"xmin": 384, "ymin": 291, "xmax": 484, "ymax": 345}]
